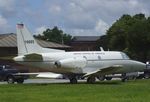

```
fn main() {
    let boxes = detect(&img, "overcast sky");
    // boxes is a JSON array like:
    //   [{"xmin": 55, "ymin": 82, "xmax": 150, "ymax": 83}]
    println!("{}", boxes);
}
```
[{"xmin": 0, "ymin": 0, "xmax": 149, "ymax": 36}]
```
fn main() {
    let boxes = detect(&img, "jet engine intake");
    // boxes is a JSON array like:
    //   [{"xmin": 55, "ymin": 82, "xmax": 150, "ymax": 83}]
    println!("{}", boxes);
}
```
[{"xmin": 54, "ymin": 57, "xmax": 87, "ymax": 69}]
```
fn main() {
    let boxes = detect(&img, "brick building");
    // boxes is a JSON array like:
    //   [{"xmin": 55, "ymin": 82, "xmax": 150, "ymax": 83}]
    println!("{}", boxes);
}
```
[{"xmin": 70, "ymin": 36, "xmax": 100, "ymax": 51}]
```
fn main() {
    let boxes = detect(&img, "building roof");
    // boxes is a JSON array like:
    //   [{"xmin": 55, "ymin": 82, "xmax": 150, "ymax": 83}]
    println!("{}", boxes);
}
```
[
  {"xmin": 72, "ymin": 36, "xmax": 100, "ymax": 42},
  {"xmin": 0, "ymin": 33, "xmax": 70, "ymax": 48}
]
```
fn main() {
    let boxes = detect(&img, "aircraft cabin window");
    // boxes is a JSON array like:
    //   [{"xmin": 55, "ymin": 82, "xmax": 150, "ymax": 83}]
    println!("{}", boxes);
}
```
[{"xmin": 121, "ymin": 52, "xmax": 130, "ymax": 59}]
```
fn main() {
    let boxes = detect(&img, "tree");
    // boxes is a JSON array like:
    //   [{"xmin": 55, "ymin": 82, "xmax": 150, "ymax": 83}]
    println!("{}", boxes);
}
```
[
  {"xmin": 35, "ymin": 26, "xmax": 72, "ymax": 45},
  {"xmin": 106, "ymin": 13, "xmax": 150, "ymax": 62},
  {"xmin": 107, "ymin": 14, "xmax": 132, "ymax": 51}
]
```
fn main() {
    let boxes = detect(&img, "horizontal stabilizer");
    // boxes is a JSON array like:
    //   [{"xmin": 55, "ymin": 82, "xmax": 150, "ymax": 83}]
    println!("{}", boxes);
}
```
[
  {"xmin": 23, "ymin": 53, "xmax": 43, "ymax": 61},
  {"xmin": 0, "ymin": 56, "xmax": 15, "ymax": 61}
]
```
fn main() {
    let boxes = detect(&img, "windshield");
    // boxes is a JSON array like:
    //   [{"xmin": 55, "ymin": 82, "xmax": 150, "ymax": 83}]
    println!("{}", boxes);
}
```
[{"xmin": 120, "ymin": 52, "xmax": 130, "ymax": 59}]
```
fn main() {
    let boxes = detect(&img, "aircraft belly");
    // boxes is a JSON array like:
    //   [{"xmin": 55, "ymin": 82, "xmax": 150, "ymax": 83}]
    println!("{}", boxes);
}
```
[{"xmin": 16, "ymin": 61, "xmax": 83, "ymax": 74}]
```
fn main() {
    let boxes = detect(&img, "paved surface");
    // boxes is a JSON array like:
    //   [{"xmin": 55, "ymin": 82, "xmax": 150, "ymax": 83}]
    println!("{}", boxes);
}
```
[
  {"xmin": 0, "ymin": 79, "xmax": 84, "ymax": 84},
  {"xmin": 24, "ymin": 79, "xmax": 70, "ymax": 84},
  {"xmin": 0, "ymin": 78, "xmax": 121, "ymax": 84}
]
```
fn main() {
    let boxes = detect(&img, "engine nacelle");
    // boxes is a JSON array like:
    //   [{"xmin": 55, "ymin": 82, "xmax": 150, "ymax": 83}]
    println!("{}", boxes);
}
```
[{"xmin": 55, "ymin": 57, "xmax": 87, "ymax": 69}]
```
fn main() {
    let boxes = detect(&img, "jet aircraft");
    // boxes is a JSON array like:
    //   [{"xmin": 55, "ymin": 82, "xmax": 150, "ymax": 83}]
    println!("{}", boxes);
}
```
[{"xmin": 13, "ymin": 24, "xmax": 146, "ymax": 83}]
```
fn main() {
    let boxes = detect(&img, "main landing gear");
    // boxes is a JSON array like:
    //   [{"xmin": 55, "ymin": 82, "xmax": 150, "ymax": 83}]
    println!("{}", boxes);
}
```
[
  {"xmin": 69, "ymin": 77, "xmax": 77, "ymax": 84},
  {"xmin": 87, "ymin": 76, "xmax": 96, "ymax": 84},
  {"xmin": 69, "ymin": 75, "xmax": 97, "ymax": 84}
]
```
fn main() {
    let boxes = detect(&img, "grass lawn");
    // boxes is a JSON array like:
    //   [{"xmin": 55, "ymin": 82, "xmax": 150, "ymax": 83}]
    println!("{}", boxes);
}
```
[{"xmin": 0, "ymin": 79, "xmax": 150, "ymax": 102}]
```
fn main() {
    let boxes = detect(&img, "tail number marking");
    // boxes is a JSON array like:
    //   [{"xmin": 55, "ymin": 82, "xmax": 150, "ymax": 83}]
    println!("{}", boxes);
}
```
[{"xmin": 24, "ymin": 40, "xmax": 34, "ymax": 44}]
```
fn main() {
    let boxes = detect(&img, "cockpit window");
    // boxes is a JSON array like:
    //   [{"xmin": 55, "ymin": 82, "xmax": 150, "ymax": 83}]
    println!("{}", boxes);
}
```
[{"xmin": 121, "ymin": 52, "xmax": 130, "ymax": 59}]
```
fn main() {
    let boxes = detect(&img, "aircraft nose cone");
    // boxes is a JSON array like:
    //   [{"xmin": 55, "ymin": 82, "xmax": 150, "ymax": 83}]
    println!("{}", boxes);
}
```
[{"xmin": 135, "ymin": 61, "xmax": 146, "ymax": 71}]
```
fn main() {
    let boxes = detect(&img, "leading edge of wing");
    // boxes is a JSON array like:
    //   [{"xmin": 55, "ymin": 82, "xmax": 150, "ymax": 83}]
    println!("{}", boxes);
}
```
[{"xmin": 83, "ymin": 65, "xmax": 123, "ymax": 77}]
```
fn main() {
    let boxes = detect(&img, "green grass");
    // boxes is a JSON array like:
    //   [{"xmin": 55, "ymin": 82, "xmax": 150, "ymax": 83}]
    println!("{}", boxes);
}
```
[{"xmin": 0, "ymin": 79, "xmax": 150, "ymax": 102}]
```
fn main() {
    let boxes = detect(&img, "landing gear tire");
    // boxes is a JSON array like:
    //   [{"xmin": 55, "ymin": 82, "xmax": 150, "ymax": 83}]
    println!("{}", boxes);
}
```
[
  {"xmin": 121, "ymin": 78, "xmax": 127, "ymax": 82},
  {"xmin": 97, "ymin": 76, "xmax": 105, "ymax": 81},
  {"xmin": 7, "ymin": 76, "xmax": 14, "ymax": 84},
  {"xmin": 17, "ymin": 78, "xmax": 24, "ymax": 84},
  {"xmin": 105, "ymin": 77, "xmax": 112, "ymax": 81},
  {"xmin": 70, "ymin": 78, "xmax": 77, "ymax": 84},
  {"xmin": 87, "ymin": 76, "xmax": 96, "ymax": 84}
]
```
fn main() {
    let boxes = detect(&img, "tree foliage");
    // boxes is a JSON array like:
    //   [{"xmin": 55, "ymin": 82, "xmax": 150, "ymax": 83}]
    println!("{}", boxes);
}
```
[
  {"xmin": 106, "ymin": 13, "xmax": 150, "ymax": 62},
  {"xmin": 34, "ymin": 26, "xmax": 72, "ymax": 45}
]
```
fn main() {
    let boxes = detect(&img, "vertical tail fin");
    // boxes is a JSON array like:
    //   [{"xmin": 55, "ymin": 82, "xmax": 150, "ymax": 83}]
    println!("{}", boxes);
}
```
[{"xmin": 16, "ymin": 23, "xmax": 64, "ymax": 55}]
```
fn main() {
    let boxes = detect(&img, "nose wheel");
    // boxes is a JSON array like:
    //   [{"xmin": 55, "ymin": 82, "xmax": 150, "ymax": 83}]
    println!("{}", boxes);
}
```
[{"xmin": 121, "ymin": 73, "xmax": 127, "ymax": 82}]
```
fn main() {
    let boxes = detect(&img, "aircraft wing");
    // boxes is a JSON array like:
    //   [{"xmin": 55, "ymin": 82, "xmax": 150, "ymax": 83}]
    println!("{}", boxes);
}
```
[
  {"xmin": 14, "ymin": 72, "xmax": 63, "ymax": 79},
  {"xmin": 84, "ymin": 65, "xmax": 123, "ymax": 77}
]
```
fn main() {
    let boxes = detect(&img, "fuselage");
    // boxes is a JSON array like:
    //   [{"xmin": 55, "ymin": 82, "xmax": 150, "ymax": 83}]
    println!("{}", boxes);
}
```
[
  {"xmin": 14, "ymin": 23, "xmax": 147, "ymax": 83},
  {"xmin": 14, "ymin": 51, "xmax": 146, "ymax": 75}
]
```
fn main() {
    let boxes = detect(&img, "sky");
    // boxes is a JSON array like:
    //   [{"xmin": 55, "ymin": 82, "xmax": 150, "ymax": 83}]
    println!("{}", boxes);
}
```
[{"xmin": 0, "ymin": 0, "xmax": 150, "ymax": 36}]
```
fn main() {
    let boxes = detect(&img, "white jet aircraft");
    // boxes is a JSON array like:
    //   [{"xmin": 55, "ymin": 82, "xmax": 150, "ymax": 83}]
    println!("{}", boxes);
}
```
[{"xmin": 14, "ymin": 23, "xmax": 146, "ymax": 84}]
